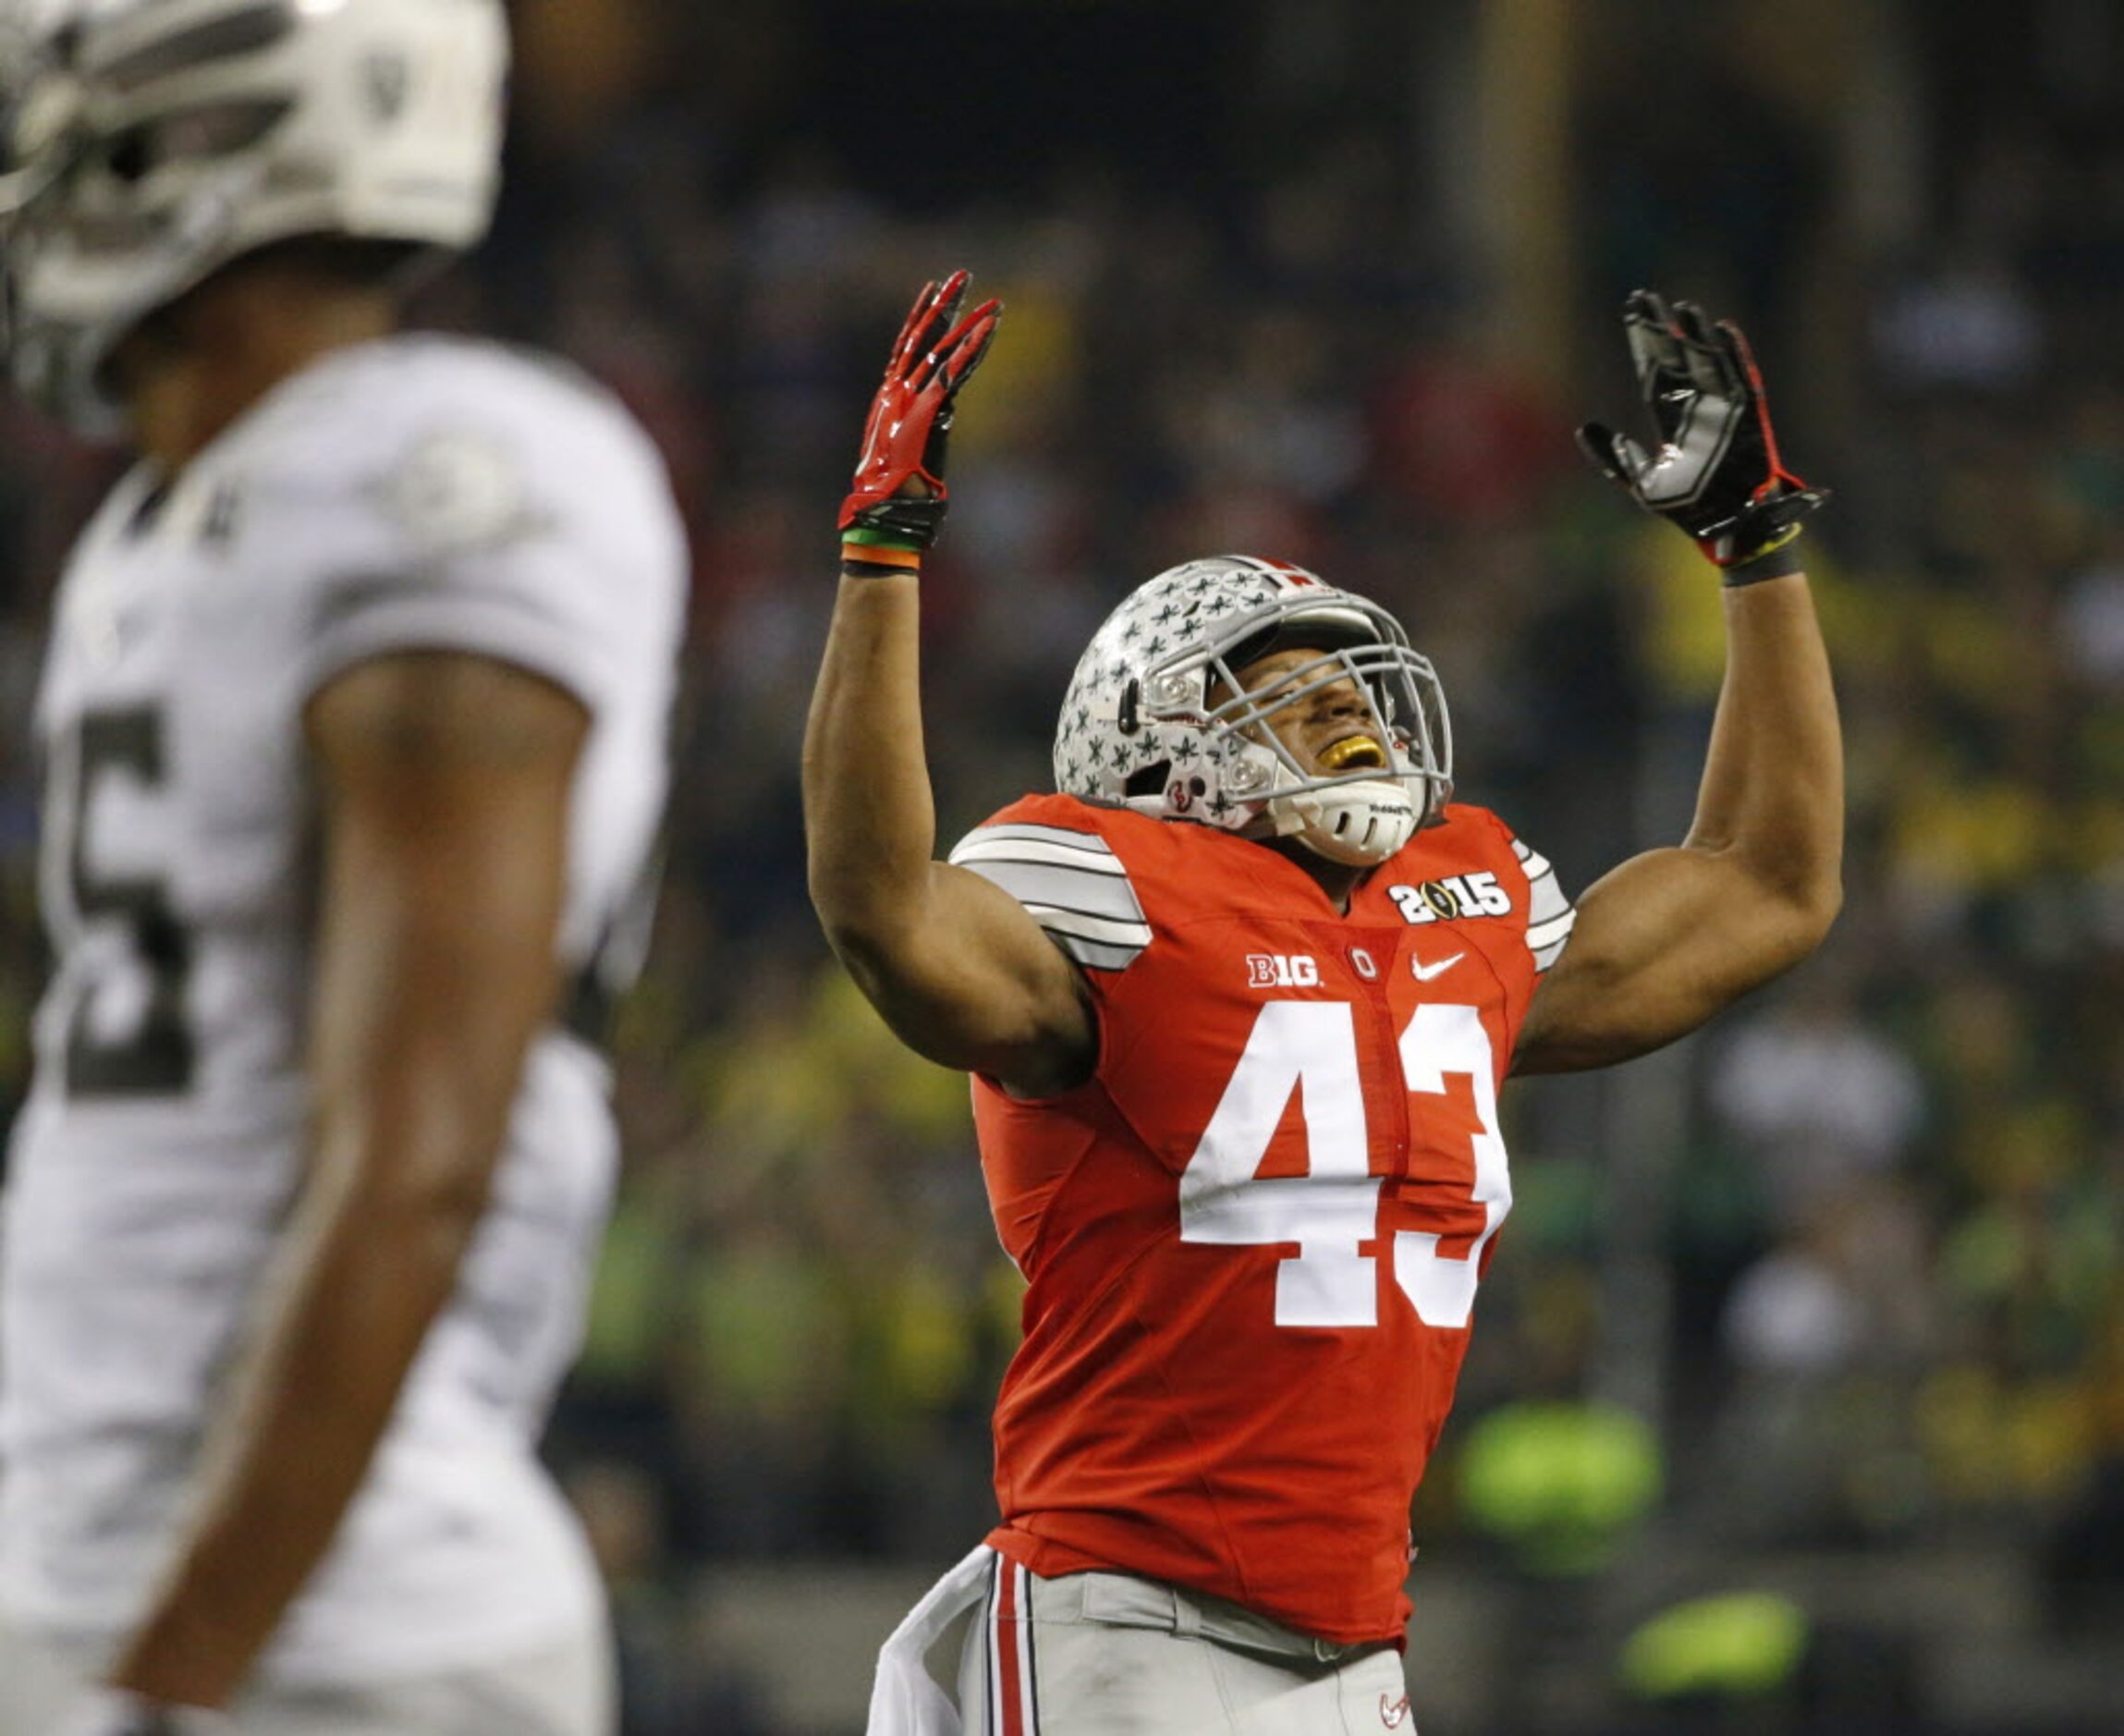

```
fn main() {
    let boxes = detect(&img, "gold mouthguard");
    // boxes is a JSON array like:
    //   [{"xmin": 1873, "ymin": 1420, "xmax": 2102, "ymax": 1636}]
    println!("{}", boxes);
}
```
[{"xmin": 1319, "ymin": 736, "xmax": 1387, "ymax": 773}]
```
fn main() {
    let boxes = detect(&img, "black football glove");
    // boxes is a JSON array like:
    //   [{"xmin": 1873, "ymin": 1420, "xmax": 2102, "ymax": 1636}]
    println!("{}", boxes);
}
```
[{"xmin": 1577, "ymin": 289, "xmax": 1827, "ymax": 569}]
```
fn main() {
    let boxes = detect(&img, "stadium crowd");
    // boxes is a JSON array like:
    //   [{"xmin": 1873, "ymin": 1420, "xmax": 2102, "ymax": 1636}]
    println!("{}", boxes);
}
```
[{"xmin": 2, "ymin": 2, "xmax": 2120, "ymax": 1730}]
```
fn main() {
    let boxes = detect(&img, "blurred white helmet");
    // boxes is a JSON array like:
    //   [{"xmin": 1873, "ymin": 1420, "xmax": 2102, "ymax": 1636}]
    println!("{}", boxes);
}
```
[
  {"xmin": 1055, "ymin": 555, "xmax": 1453, "ymax": 867},
  {"xmin": 0, "ymin": 0, "xmax": 507, "ymax": 432}
]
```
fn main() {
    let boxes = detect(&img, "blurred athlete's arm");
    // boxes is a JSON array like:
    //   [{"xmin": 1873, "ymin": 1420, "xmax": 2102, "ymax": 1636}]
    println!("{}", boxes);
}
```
[
  {"xmin": 1514, "ymin": 293, "xmax": 1842, "ymax": 1074},
  {"xmin": 104, "ymin": 652, "xmax": 586, "ymax": 1710},
  {"xmin": 804, "ymin": 275, "xmax": 1096, "ymax": 1098}
]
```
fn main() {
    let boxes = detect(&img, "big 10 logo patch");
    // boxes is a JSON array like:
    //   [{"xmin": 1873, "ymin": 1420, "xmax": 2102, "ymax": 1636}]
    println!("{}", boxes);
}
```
[{"xmin": 1247, "ymin": 953, "xmax": 1322, "ymax": 988}]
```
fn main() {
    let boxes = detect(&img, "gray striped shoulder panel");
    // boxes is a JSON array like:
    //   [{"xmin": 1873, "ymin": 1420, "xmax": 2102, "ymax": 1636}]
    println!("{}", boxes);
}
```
[
  {"xmin": 949, "ymin": 823, "xmax": 1153, "ymax": 972},
  {"xmin": 1512, "ymin": 837, "xmax": 1577, "ymax": 973}
]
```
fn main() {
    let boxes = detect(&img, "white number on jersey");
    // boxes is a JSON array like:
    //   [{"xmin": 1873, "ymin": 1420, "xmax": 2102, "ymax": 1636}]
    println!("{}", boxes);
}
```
[
  {"xmin": 1392, "ymin": 1003, "xmax": 1510, "ymax": 1327},
  {"xmin": 1178, "ymin": 1003, "xmax": 1382, "ymax": 1326},
  {"xmin": 1178, "ymin": 1000, "xmax": 1509, "ymax": 1329}
]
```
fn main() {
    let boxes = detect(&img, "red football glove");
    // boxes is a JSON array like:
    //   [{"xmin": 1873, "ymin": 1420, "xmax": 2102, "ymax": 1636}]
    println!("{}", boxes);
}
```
[{"xmin": 838, "ymin": 270, "xmax": 1001, "ymax": 551}]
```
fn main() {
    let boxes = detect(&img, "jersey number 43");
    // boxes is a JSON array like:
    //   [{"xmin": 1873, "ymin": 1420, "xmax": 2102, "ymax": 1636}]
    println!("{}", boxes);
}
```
[{"xmin": 1178, "ymin": 1001, "xmax": 1508, "ymax": 1330}]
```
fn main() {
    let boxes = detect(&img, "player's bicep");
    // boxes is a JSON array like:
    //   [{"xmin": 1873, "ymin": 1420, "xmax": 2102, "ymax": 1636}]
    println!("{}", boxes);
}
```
[
  {"xmin": 832, "ymin": 857, "xmax": 1098, "ymax": 1097},
  {"xmin": 302, "ymin": 652, "xmax": 588, "ymax": 1197},
  {"xmin": 1512, "ymin": 843, "xmax": 1811, "ymax": 1075}
]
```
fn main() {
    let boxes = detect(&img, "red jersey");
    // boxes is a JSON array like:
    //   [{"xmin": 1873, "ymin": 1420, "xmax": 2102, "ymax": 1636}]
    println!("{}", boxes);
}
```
[{"xmin": 947, "ymin": 792, "xmax": 1574, "ymax": 1645}]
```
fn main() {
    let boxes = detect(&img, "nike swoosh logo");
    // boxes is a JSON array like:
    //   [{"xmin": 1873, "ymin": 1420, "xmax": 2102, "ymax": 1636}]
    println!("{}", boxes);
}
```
[{"xmin": 1410, "ymin": 953, "xmax": 1464, "ymax": 983}]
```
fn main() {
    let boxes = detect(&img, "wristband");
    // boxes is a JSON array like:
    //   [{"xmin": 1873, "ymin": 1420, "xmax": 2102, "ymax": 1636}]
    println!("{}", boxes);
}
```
[
  {"xmin": 841, "ymin": 525, "xmax": 928, "ymax": 554},
  {"xmin": 1721, "ymin": 529, "xmax": 1806, "ymax": 586},
  {"xmin": 840, "ymin": 538, "xmax": 922, "ymax": 577}
]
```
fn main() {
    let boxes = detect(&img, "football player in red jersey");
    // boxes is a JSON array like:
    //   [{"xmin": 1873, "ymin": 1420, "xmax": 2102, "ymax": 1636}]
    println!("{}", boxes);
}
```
[{"xmin": 806, "ymin": 276, "xmax": 1841, "ymax": 1735}]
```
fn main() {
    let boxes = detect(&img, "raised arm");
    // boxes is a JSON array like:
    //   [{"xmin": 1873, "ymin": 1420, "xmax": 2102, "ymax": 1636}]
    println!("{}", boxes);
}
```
[
  {"xmin": 1514, "ymin": 293, "xmax": 1842, "ymax": 1074},
  {"xmin": 99, "ymin": 653, "xmax": 585, "ymax": 1715},
  {"xmin": 804, "ymin": 275, "xmax": 1096, "ymax": 1098}
]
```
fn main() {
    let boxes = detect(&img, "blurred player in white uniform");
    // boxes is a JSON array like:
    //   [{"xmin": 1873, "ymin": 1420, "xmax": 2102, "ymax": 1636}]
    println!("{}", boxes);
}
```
[{"xmin": 0, "ymin": 3, "xmax": 687, "ymax": 1731}]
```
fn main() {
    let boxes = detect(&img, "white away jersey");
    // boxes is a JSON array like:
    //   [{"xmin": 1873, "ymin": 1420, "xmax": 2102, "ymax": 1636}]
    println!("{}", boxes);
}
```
[{"xmin": 0, "ymin": 336, "xmax": 687, "ymax": 1683}]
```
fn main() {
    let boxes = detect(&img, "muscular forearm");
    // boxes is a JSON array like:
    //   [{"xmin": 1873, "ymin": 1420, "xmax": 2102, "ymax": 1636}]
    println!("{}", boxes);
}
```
[
  {"xmin": 1683, "ymin": 571, "xmax": 1843, "ymax": 922},
  {"xmin": 1518, "ymin": 295, "xmax": 1841, "ymax": 1075},
  {"xmin": 107, "ymin": 654, "xmax": 577, "ymax": 1711},
  {"xmin": 1514, "ymin": 567, "xmax": 1842, "ymax": 1074},
  {"xmin": 108, "ymin": 1135, "xmax": 496, "ymax": 1707},
  {"xmin": 803, "ymin": 277, "xmax": 1089, "ymax": 1086},
  {"xmin": 803, "ymin": 572, "xmax": 940, "ymax": 950},
  {"xmin": 800, "ymin": 568, "xmax": 1093, "ymax": 1089}
]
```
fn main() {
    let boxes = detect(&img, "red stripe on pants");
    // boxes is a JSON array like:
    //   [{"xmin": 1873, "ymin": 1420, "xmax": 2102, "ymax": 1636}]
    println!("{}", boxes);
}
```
[{"xmin": 995, "ymin": 1563, "xmax": 1026, "ymax": 1736}]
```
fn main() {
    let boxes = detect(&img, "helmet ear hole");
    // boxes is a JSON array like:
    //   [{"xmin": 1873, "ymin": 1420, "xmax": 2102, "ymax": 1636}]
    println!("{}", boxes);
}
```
[{"xmin": 1125, "ymin": 762, "xmax": 1169, "ymax": 800}]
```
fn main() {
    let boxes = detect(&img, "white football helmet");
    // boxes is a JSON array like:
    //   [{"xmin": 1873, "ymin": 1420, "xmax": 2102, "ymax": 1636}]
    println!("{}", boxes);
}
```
[
  {"xmin": 1055, "ymin": 555, "xmax": 1453, "ymax": 866},
  {"xmin": 0, "ymin": 0, "xmax": 507, "ymax": 432}
]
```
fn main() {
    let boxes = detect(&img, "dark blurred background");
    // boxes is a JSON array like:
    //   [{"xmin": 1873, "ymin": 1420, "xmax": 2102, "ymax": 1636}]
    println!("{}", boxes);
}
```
[{"xmin": 5, "ymin": 0, "xmax": 2124, "ymax": 1730}]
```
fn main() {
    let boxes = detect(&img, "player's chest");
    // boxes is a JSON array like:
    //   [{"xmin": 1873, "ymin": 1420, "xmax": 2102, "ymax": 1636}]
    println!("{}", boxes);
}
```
[
  {"xmin": 48, "ymin": 469, "xmax": 288, "ymax": 686},
  {"xmin": 1079, "ymin": 905, "xmax": 1521, "ymax": 1335},
  {"xmin": 38, "ymin": 483, "xmax": 315, "ymax": 914},
  {"xmin": 1101, "ymin": 904, "xmax": 1521, "ymax": 1171}
]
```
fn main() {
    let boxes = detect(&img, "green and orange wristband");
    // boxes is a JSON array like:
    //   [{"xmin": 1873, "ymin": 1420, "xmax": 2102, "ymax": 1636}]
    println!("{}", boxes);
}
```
[{"xmin": 841, "ymin": 526, "xmax": 925, "ymax": 576}]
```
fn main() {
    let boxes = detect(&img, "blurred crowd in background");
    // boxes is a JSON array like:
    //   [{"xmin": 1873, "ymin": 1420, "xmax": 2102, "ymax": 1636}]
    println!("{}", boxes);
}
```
[{"xmin": 3, "ymin": 1, "xmax": 2122, "ymax": 1730}]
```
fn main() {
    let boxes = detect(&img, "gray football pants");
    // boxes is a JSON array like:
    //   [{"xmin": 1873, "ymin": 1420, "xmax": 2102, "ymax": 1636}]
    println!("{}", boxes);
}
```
[
  {"xmin": 957, "ymin": 1558, "xmax": 1415, "ymax": 1735},
  {"xmin": 0, "ymin": 1619, "xmax": 613, "ymax": 1736}
]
